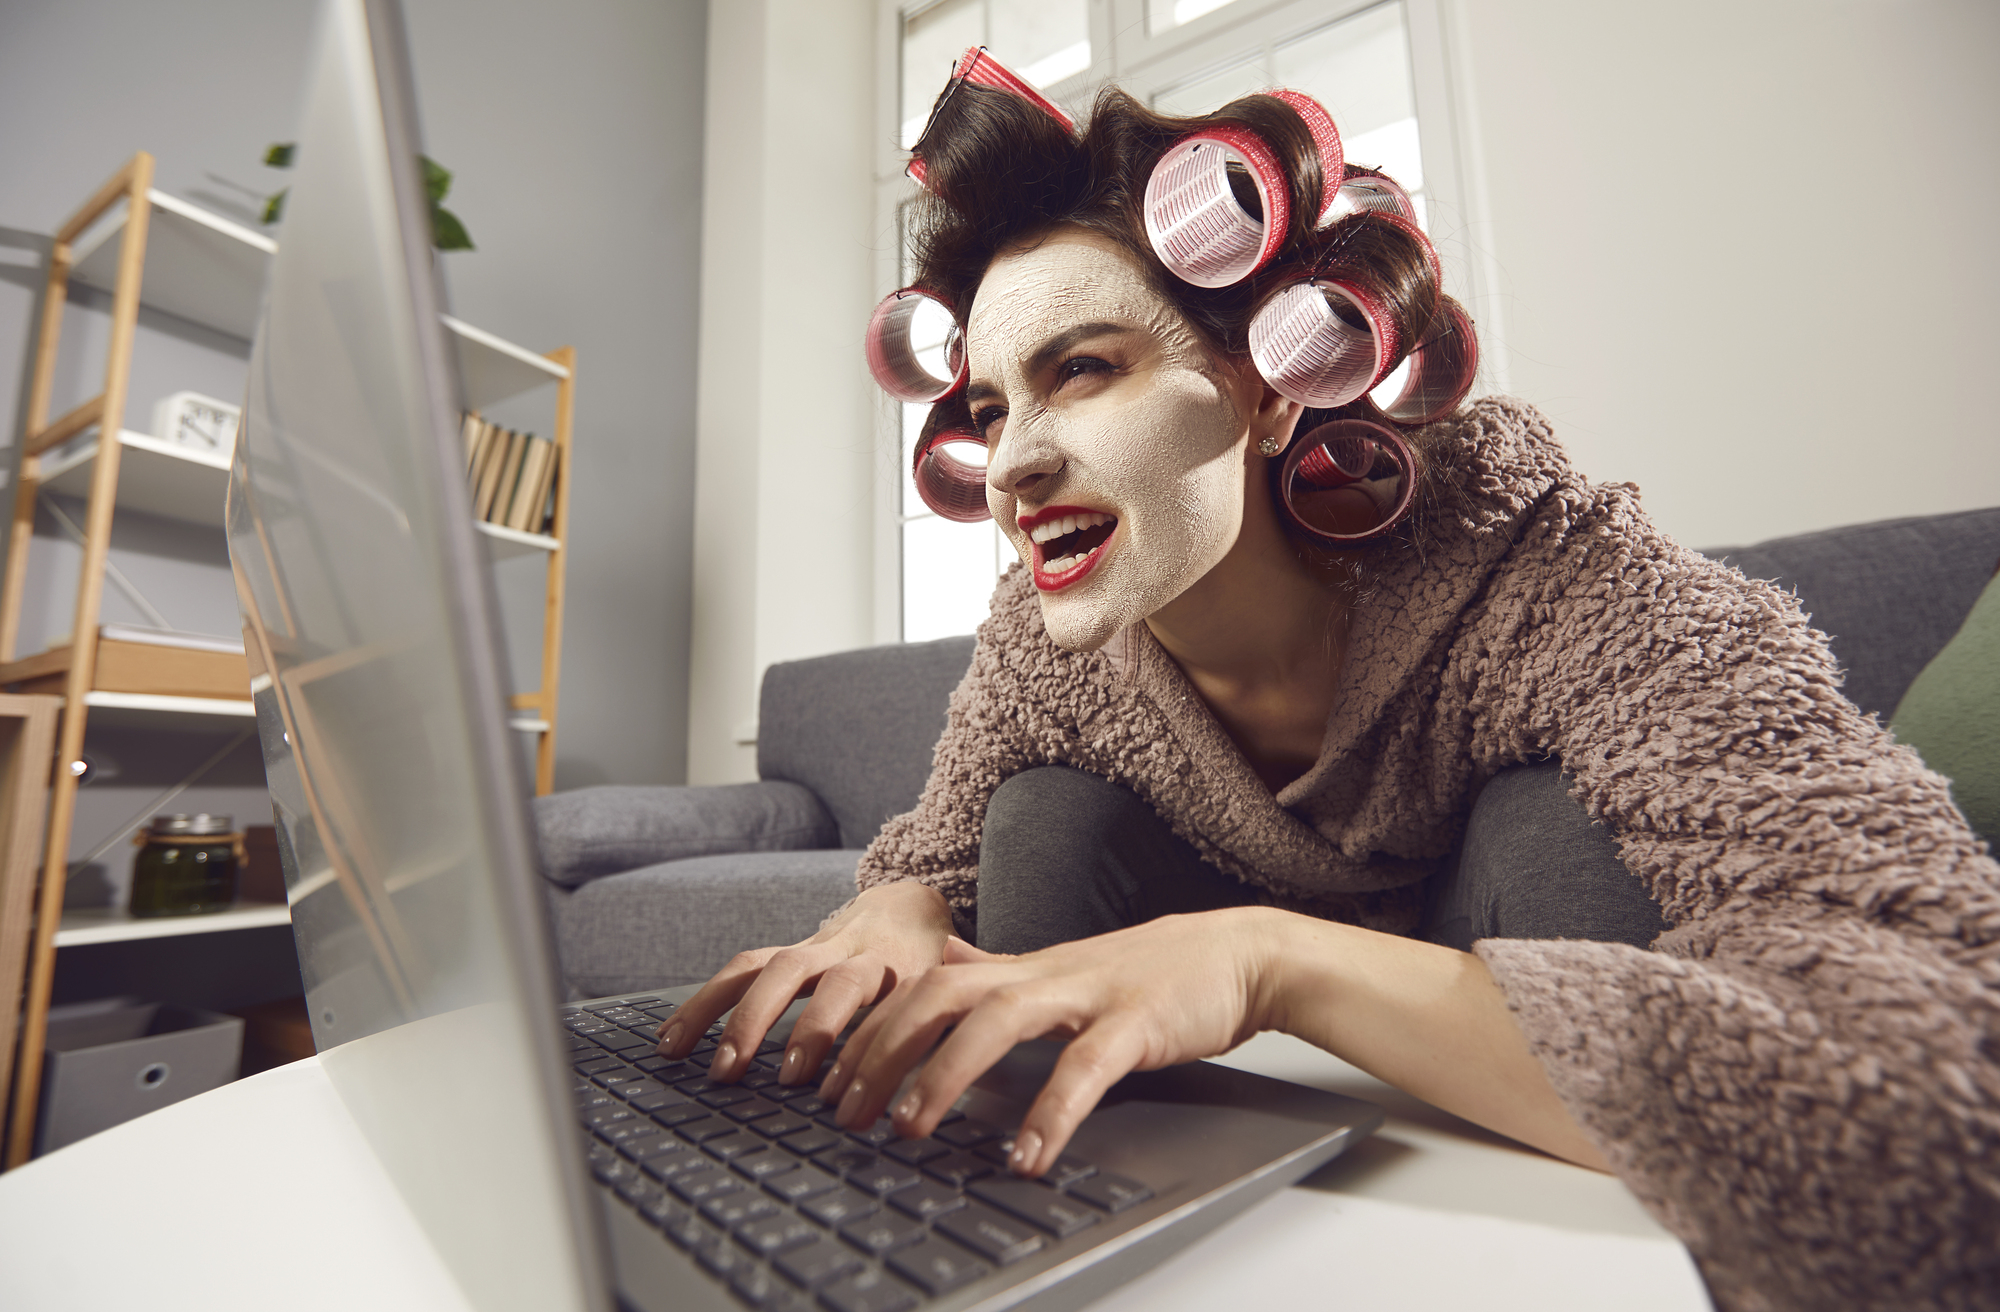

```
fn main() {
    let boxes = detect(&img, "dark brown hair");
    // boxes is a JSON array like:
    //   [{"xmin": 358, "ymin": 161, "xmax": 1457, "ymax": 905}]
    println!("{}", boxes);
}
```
[{"xmin": 907, "ymin": 81, "xmax": 1474, "ymax": 509}]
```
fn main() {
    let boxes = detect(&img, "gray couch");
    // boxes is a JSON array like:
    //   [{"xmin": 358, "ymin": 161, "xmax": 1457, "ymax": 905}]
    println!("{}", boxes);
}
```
[{"xmin": 535, "ymin": 507, "xmax": 2000, "ymax": 998}]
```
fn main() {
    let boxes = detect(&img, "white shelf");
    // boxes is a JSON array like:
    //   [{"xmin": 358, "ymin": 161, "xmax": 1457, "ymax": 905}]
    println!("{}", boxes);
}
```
[
  {"xmin": 80, "ymin": 691, "xmax": 257, "ymax": 728},
  {"xmin": 54, "ymin": 901, "xmax": 290, "ymax": 948},
  {"xmin": 37, "ymin": 429, "xmax": 230, "ymax": 526},
  {"xmin": 476, "ymin": 520, "xmax": 560, "ymax": 561},
  {"xmin": 509, "ymin": 717, "xmax": 550, "ymax": 733},
  {"xmin": 67, "ymin": 189, "xmax": 567, "ymax": 410}
]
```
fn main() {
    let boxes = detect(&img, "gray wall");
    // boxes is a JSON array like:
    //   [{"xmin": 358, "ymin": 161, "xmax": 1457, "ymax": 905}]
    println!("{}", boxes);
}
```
[{"xmin": 0, "ymin": 0, "xmax": 704, "ymax": 899}]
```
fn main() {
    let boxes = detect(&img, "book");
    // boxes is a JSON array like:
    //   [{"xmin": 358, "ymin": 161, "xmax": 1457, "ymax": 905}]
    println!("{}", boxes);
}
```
[
  {"xmin": 467, "ymin": 419, "xmax": 505, "ymax": 506},
  {"xmin": 527, "ymin": 435, "xmax": 560, "ymax": 534},
  {"xmin": 485, "ymin": 429, "xmax": 530, "ymax": 523},
  {"xmin": 473, "ymin": 427, "xmax": 520, "ymax": 520},
  {"xmin": 460, "ymin": 412, "xmax": 483, "ymax": 470},
  {"xmin": 505, "ymin": 437, "xmax": 553, "ymax": 532}
]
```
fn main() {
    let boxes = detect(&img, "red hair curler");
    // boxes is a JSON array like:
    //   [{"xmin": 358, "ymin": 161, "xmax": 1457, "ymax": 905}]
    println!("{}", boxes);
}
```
[
  {"xmin": 1369, "ymin": 303, "xmax": 1478, "ymax": 426},
  {"xmin": 1329, "ymin": 165, "xmax": 1417, "ymax": 225},
  {"xmin": 1278, "ymin": 419, "xmax": 1416, "ymax": 545},
  {"xmin": 1248, "ymin": 276, "xmax": 1399, "ymax": 409},
  {"xmin": 865, "ymin": 287, "xmax": 966, "ymax": 403},
  {"xmin": 912, "ymin": 427, "xmax": 992, "ymax": 523},
  {"xmin": 1142, "ymin": 90, "xmax": 1342, "ymax": 288},
  {"xmin": 907, "ymin": 47, "xmax": 1074, "ymax": 189}
]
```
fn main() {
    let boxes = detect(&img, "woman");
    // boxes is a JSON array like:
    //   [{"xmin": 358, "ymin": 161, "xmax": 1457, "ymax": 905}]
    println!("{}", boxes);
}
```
[{"xmin": 661, "ymin": 55, "xmax": 1999, "ymax": 1309}]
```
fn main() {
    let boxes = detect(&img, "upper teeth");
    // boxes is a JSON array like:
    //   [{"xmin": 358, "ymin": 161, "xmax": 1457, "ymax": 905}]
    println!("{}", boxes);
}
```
[{"xmin": 1029, "ymin": 511, "xmax": 1113, "ymax": 545}]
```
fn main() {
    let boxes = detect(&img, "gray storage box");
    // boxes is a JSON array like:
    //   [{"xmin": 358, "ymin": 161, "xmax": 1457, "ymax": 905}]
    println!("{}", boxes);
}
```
[{"xmin": 35, "ymin": 997, "xmax": 244, "ymax": 1156}]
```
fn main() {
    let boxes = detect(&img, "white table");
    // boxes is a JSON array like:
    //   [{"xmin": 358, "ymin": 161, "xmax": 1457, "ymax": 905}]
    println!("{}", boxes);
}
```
[{"xmin": 0, "ymin": 1032, "xmax": 1711, "ymax": 1311}]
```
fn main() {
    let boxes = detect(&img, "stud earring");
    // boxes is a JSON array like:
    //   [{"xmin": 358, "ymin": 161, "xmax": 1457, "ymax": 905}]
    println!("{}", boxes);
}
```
[{"xmin": 1258, "ymin": 435, "xmax": 1284, "ymax": 457}]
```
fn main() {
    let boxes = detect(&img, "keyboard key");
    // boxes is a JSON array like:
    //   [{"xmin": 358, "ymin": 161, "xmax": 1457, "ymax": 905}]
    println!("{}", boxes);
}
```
[
  {"xmin": 819, "ymin": 1267, "xmax": 920, "ymax": 1312},
  {"xmin": 575, "ymin": 1090, "xmax": 616, "ymax": 1113},
  {"xmin": 838, "ymin": 1212, "xmax": 925, "ymax": 1257},
  {"xmin": 593, "ymin": 1068, "xmax": 646, "ymax": 1088},
  {"xmin": 728, "ymin": 1260, "xmax": 796, "ymax": 1309},
  {"xmin": 615, "ymin": 1175, "xmax": 662, "ymax": 1209},
  {"xmin": 573, "ymin": 1053, "xmax": 622, "ymax": 1075},
  {"xmin": 936, "ymin": 1118, "xmax": 1004, "ymax": 1148},
  {"xmin": 597, "ymin": 1117, "xmax": 662, "ymax": 1146},
  {"xmin": 639, "ymin": 1193, "xmax": 692, "ymax": 1232},
  {"xmin": 1067, "ymin": 1171, "xmax": 1153, "ymax": 1213},
  {"xmin": 1043, "ymin": 1152, "xmax": 1098, "ymax": 1188},
  {"xmin": 627, "ymin": 1087, "xmax": 692, "ymax": 1114},
  {"xmin": 651, "ymin": 1102, "xmax": 712, "ymax": 1129},
  {"xmin": 973, "ymin": 1138, "xmax": 1017, "ymax": 1167},
  {"xmin": 642, "ymin": 1197, "xmax": 706, "ymax": 1248},
  {"xmin": 736, "ymin": 1211, "xmax": 822, "ymax": 1258},
  {"xmin": 763, "ymin": 1165, "xmax": 841, "ymax": 1203},
  {"xmin": 699, "ymin": 1086, "xmax": 759, "ymax": 1110},
  {"xmin": 671, "ymin": 1168, "xmax": 744, "ymax": 1203},
  {"xmin": 753, "ymin": 1112, "xmax": 813, "ymax": 1139},
  {"xmin": 779, "ymin": 1128, "xmax": 842, "ymax": 1157},
  {"xmin": 800, "ymin": 1185, "xmax": 879, "ymax": 1227},
  {"xmin": 700, "ymin": 1192, "xmax": 778, "ymax": 1229},
  {"xmin": 888, "ymin": 1237, "xmax": 995, "ymax": 1295},
  {"xmin": 611, "ymin": 1078, "xmax": 669, "ymax": 1101},
  {"xmin": 846, "ymin": 1118, "xmax": 900, "ymax": 1149},
  {"xmin": 641, "ymin": 1005, "xmax": 679, "ymax": 1023},
  {"xmin": 694, "ymin": 1232, "xmax": 745, "ymax": 1277},
  {"xmin": 675, "ymin": 1077, "xmax": 730, "ymax": 1098},
  {"xmin": 583, "ymin": 1105, "xmax": 635, "ymax": 1129},
  {"xmin": 724, "ymin": 1096, "xmax": 785, "ymax": 1123},
  {"xmin": 970, "ymin": 1177, "xmax": 1103, "ymax": 1238},
  {"xmin": 814, "ymin": 1146, "xmax": 879, "ymax": 1179},
  {"xmin": 566, "ymin": 1017, "xmax": 613, "ymax": 1034},
  {"xmin": 773, "ymin": 1237, "xmax": 863, "ymax": 1289},
  {"xmin": 624, "ymin": 1133, "xmax": 687, "ymax": 1163},
  {"xmin": 783, "ymin": 1094, "xmax": 833, "ymax": 1117},
  {"xmin": 882, "ymin": 1137, "xmax": 950, "ymax": 1166},
  {"xmin": 887, "ymin": 1180, "xmax": 966, "ymax": 1222},
  {"xmin": 706, "ymin": 1131, "xmax": 765, "ymax": 1163},
  {"xmin": 630, "ymin": 1054, "xmax": 687, "ymax": 1077},
  {"xmin": 678, "ymin": 1117, "xmax": 740, "ymax": 1144},
  {"xmin": 593, "ymin": 1030, "xmax": 651, "ymax": 1052},
  {"xmin": 740, "ymin": 1070, "xmax": 780, "ymax": 1092},
  {"xmin": 641, "ymin": 1150, "xmax": 710, "ymax": 1182},
  {"xmin": 591, "ymin": 1157, "xmax": 640, "ymax": 1187},
  {"xmin": 922, "ymin": 1152, "xmax": 992, "ymax": 1188},
  {"xmin": 731, "ymin": 1150, "xmax": 799, "ymax": 1182},
  {"xmin": 935, "ymin": 1203, "xmax": 1046, "ymax": 1265},
  {"xmin": 849, "ymin": 1160, "xmax": 922, "ymax": 1197}
]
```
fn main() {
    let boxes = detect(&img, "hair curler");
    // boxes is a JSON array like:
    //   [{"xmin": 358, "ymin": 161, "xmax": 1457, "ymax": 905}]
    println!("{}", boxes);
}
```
[
  {"xmin": 1328, "ymin": 165, "xmax": 1417, "ymax": 225},
  {"xmin": 865, "ymin": 287, "xmax": 966, "ymax": 403},
  {"xmin": 907, "ymin": 47, "xmax": 1074, "ymax": 189},
  {"xmin": 1369, "ymin": 303, "xmax": 1478, "ymax": 426},
  {"xmin": 1277, "ymin": 419, "xmax": 1416, "ymax": 545},
  {"xmin": 1247, "ymin": 276, "xmax": 1399, "ymax": 409},
  {"xmin": 1142, "ymin": 90, "xmax": 1342, "ymax": 288},
  {"xmin": 912, "ymin": 427, "xmax": 992, "ymax": 523}
]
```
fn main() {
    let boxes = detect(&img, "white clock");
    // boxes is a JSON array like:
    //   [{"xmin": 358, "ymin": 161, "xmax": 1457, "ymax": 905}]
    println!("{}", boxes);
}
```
[{"xmin": 151, "ymin": 391, "xmax": 240, "ymax": 456}]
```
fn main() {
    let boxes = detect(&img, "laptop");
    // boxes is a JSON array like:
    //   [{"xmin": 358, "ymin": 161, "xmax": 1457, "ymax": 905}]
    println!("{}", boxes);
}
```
[{"xmin": 226, "ymin": 3, "xmax": 1382, "ymax": 1310}]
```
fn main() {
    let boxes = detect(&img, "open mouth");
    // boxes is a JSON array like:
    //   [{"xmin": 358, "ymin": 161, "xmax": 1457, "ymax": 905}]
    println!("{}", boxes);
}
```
[{"xmin": 1024, "ymin": 507, "xmax": 1118, "ymax": 591}]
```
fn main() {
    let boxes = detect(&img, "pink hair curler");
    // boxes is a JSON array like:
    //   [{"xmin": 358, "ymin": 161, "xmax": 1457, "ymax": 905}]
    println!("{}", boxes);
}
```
[
  {"xmin": 913, "ymin": 427, "xmax": 992, "ymax": 523},
  {"xmin": 865, "ymin": 287, "xmax": 966, "ymax": 403},
  {"xmin": 1247, "ymin": 276, "xmax": 1399, "ymax": 409},
  {"xmin": 1268, "ymin": 90, "xmax": 1345, "ymax": 224},
  {"xmin": 907, "ymin": 47, "xmax": 1074, "ymax": 189},
  {"xmin": 1329, "ymin": 165, "xmax": 1417, "ymax": 225},
  {"xmin": 1143, "ymin": 125, "xmax": 1292, "ymax": 288},
  {"xmin": 1278, "ymin": 419, "xmax": 1416, "ymax": 545},
  {"xmin": 1369, "ymin": 303, "xmax": 1478, "ymax": 426}
]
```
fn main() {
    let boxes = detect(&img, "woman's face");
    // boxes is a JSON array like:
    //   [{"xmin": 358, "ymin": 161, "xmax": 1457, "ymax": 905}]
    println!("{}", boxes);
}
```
[{"xmin": 970, "ymin": 227, "xmax": 1266, "ymax": 652}]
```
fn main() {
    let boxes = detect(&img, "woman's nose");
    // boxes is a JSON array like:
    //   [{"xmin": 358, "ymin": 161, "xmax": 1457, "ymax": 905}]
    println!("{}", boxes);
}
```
[{"xmin": 986, "ymin": 427, "xmax": 1063, "ymax": 499}]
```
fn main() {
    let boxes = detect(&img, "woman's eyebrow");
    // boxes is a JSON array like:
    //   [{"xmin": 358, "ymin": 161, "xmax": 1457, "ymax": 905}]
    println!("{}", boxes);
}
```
[{"xmin": 969, "ymin": 321, "xmax": 1133, "ymax": 402}]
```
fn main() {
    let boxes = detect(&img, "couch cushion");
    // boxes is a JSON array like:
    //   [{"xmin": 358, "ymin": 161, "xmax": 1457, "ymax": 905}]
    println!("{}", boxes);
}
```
[
  {"xmin": 1892, "ymin": 571, "xmax": 1999, "ymax": 843},
  {"xmin": 758, "ymin": 635, "xmax": 977, "ymax": 849},
  {"xmin": 1705, "ymin": 507, "xmax": 2000, "ymax": 718},
  {"xmin": 554, "ymin": 849, "xmax": 860, "ymax": 996},
  {"xmin": 532, "ymin": 782, "xmax": 838, "ymax": 888}
]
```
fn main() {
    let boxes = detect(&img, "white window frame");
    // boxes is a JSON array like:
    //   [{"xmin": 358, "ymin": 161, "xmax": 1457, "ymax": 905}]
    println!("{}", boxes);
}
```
[{"xmin": 870, "ymin": 0, "xmax": 1498, "ymax": 644}]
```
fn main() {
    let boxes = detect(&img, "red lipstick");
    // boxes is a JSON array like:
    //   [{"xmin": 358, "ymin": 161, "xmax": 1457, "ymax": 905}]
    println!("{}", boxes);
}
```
[{"xmin": 1019, "ymin": 504, "xmax": 1119, "ymax": 593}]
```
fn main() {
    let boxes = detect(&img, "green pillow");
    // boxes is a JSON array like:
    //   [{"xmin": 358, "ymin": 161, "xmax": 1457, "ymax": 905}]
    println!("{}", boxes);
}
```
[{"xmin": 1892, "ymin": 570, "xmax": 2000, "ymax": 845}]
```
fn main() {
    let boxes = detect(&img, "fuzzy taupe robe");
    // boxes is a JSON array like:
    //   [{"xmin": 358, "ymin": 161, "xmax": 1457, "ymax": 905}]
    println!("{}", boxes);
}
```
[{"xmin": 855, "ymin": 397, "xmax": 2000, "ymax": 1310}]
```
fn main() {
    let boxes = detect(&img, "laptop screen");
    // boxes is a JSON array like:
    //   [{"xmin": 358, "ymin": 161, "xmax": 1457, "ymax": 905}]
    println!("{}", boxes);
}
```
[{"xmin": 227, "ymin": 1, "xmax": 607, "ymax": 1308}]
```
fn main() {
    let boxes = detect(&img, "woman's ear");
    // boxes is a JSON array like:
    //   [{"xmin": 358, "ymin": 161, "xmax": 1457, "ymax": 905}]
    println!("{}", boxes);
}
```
[{"xmin": 1248, "ymin": 376, "xmax": 1303, "ymax": 457}]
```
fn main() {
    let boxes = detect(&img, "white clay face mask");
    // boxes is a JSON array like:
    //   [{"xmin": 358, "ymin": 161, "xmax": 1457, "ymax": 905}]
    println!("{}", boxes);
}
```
[{"xmin": 969, "ymin": 227, "xmax": 1252, "ymax": 652}]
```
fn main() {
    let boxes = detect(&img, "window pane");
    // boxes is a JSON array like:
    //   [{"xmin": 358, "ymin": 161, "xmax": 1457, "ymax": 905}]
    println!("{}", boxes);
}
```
[
  {"xmin": 903, "ymin": 0, "xmax": 982, "ymax": 149},
  {"xmin": 992, "ymin": 0, "xmax": 1091, "ymax": 87},
  {"xmin": 1148, "ymin": 0, "xmax": 1237, "ymax": 34},
  {"xmin": 1274, "ymin": 3, "xmax": 1420, "ymax": 189},
  {"xmin": 1151, "ymin": 55, "xmax": 1270, "ymax": 117},
  {"xmin": 903, "ymin": 515, "xmax": 1004, "ymax": 641}
]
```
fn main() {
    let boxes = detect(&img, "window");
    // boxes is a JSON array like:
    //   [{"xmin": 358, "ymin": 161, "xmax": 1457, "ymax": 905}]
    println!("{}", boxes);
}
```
[{"xmin": 879, "ymin": 0, "xmax": 1451, "ymax": 642}]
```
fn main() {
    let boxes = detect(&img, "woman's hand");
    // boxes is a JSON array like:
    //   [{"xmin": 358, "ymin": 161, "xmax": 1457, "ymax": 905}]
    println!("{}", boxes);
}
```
[
  {"xmin": 819, "ymin": 907, "xmax": 1283, "ymax": 1178},
  {"xmin": 658, "ymin": 880, "xmax": 955, "ymax": 1086}
]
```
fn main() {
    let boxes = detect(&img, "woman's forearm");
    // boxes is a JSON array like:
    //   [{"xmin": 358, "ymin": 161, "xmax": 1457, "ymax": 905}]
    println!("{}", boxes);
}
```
[{"xmin": 1251, "ymin": 907, "xmax": 1611, "ymax": 1171}]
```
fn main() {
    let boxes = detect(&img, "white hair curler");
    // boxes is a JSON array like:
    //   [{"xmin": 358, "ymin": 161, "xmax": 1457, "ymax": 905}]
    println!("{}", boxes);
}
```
[
  {"xmin": 1247, "ymin": 277, "xmax": 1398, "ymax": 409},
  {"xmin": 864, "ymin": 287, "xmax": 966, "ymax": 403},
  {"xmin": 912, "ymin": 427, "xmax": 992, "ymax": 523},
  {"xmin": 1370, "ymin": 303, "xmax": 1478, "ymax": 426},
  {"xmin": 1328, "ymin": 165, "xmax": 1418, "ymax": 225}
]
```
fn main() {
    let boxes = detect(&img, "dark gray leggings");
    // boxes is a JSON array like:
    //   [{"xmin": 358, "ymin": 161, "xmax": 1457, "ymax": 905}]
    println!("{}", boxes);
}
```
[{"xmin": 974, "ymin": 763, "xmax": 1668, "ymax": 955}]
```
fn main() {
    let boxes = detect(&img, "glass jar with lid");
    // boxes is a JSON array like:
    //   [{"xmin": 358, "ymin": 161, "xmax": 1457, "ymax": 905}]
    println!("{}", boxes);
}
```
[{"xmin": 128, "ymin": 814, "xmax": 243, "ymax": 918}]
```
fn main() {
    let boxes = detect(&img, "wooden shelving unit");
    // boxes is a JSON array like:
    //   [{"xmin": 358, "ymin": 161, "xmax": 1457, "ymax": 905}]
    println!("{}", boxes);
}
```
[{"xmin": 0, "ymin": 152, "xmax": 576, "ymax": 1167}]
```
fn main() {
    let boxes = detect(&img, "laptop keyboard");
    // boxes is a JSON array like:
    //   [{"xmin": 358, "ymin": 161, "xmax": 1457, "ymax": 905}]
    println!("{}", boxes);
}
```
[{"xmin": 564, "ymin": 998, "xmax": 1155, "ymax": 1311}]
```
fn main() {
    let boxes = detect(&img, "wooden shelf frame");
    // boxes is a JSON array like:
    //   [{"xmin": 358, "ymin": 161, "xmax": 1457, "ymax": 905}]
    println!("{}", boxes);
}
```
[{"xmin": 0, "ymin": 154, "xmax": 577, "ymax": 1168}]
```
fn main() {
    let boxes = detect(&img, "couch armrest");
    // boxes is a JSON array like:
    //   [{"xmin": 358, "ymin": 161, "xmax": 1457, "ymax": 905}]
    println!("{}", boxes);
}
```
[{"xmin": 532, "ymin": 782, "xmax": 839, "ymax": 888}]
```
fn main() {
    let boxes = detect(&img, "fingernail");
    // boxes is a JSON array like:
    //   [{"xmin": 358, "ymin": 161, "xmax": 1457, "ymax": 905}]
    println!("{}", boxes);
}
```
[
  {"xmin": 1010, "ymin": 1129, "xmax": 1042, "ymax": 1174},
  {"xmin": 835, "ymin": 1079, "xmax": 865, "ymax": 1125},
  {"xmin": 658, "ymin": 1022, "xmax": 682, "ymax": 1054},
  {"xmin": 711, "ymin": 1041, "xmax": 737, "ymax": 1075},
  {"xmin": 821, "ymin": 1060, "xmax": 843, "ymax": 1096},
  {"xmin": 893, "ymin": 1094, "xmax": 920, "ymax": 1125},
  {"xmin": 781, "ymin": 1047, "xmax": 805, "ymax": 1083}
]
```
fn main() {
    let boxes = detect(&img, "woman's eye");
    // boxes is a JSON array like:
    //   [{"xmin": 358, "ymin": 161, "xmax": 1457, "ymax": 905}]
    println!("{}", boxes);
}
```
[
  {"xmin": 973, "ymin": 406, "xmax": 1007, "ymax": 437},
  {"xmin": 1059, "ymin": 356, "xmax": 1113, "ymax": 383}
]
